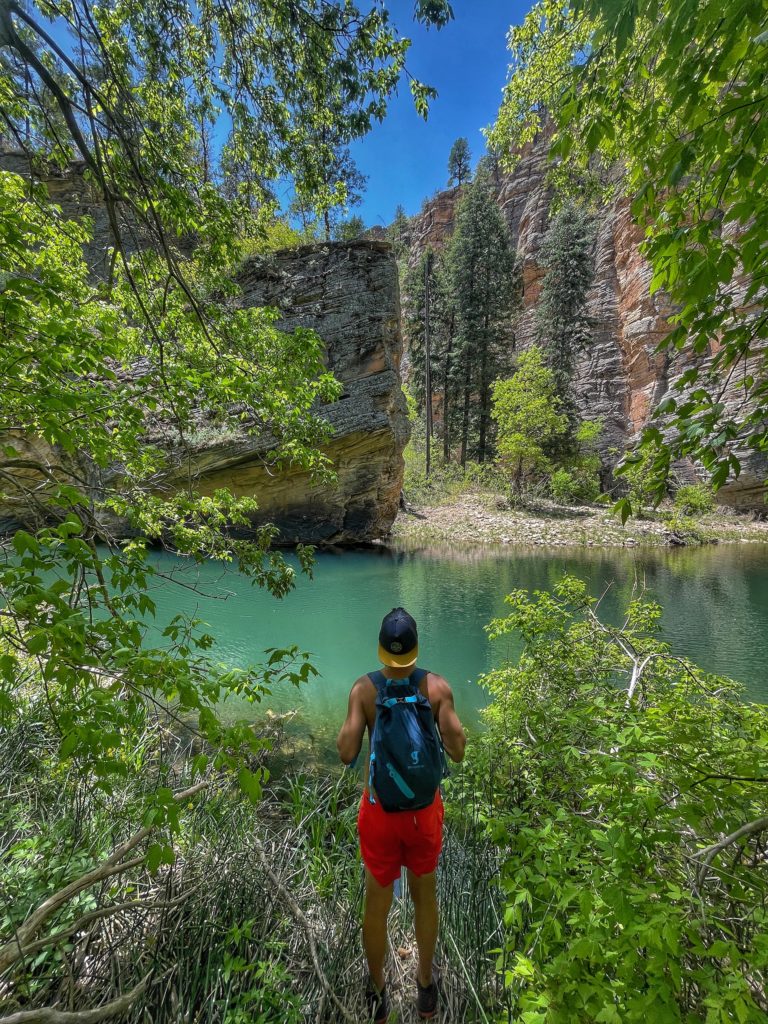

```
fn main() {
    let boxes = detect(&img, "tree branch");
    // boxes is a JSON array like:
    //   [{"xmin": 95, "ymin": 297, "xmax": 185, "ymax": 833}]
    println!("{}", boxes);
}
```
[
  {"xmin": 0, "ymin": 974, "xmax": 151, "ymax": 1024},
  {"xmin": 693, "ymin": 814, "xmax": 768, "ymax": 886},
  {"xmin": 0, "ymin": 782, "xmax": 207, "ymax": 974}
]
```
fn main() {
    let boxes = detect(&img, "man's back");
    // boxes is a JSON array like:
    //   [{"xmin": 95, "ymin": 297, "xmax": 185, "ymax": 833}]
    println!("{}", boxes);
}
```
[{"xmin": 337, "ymin": 668, "xmax": 466, "ymax": 766}]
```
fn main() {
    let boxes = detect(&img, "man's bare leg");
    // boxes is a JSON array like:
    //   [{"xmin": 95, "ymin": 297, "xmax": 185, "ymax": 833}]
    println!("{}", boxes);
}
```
[
  {"xmin": 363, "ymin": 869, "xmax": 394, "ymax": 990},
  {"xmin": 407, "ymin": 869, "xmax": 438, "ymax": 987}
]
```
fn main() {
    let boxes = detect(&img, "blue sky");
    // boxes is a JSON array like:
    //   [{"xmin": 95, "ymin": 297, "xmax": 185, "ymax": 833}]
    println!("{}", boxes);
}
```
[
  {"xmin": 347, "ymin": 1, "xmax": 533, "ymax": 229},
  {"xmin": 44, "ymin": 0, "xmax": 531, "ymax": 229}
]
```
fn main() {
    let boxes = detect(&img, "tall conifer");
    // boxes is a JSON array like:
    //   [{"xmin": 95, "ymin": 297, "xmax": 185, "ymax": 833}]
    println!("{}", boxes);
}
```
[
  {"xmin": 447, "ymin": 137, "xmax": 472, "ymax": 187},
  {"xmin": 535, "ymin": 201, "xmax": 597, "ymax": 422},
  {"xmin": 445, "ymin": 170, "xmax": 518, "ymax": 465}
]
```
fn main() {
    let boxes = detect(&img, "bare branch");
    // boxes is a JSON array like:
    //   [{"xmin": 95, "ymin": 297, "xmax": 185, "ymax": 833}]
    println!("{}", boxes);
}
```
[
  {"xmin": 693, "ymin": 815, "xmax": 768, "ymax": 886},
  {"xmin": 0, "ymin": 974, "xmax": 151, "ymax": 1024},
  {"xmin": 0, "ymin": 782, "xmax": 207, "ymax": 974}
]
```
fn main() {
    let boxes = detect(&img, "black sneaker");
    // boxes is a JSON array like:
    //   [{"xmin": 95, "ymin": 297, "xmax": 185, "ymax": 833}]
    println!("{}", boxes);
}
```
[
  {"xmin": 365, "ymin": 980, "xmax": 389, "ymax": 1024},
  {"xmin": 416, "ymin": 967, "xmax": 439, "ymax": 1019}
]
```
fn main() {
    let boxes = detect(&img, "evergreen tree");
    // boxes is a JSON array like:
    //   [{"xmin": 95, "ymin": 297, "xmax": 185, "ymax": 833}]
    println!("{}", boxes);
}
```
[
  {"xmin": 333, "ymin": 214, "xmax": 366, "ymax": 241},
  {"xmin": 447, "ymin": 137, "xmax": 472, "ymax": 187},
  {"xmin": 445, "ymin": 172, "xmax": 519, "ymax": 465},
  {"xmin": 476, "ymin": 147, "xmax": 503, "ymax": 190},
  {"xmin": 535, "ymin": 200, "xmax": 597, "ymax": 418},
  {"xmin": 293, "ymin": 134, "xmax": 368, "ymax": 241},
  {"xmin": 387, "ymin": 203, "xmax": 410, "ymax": 257},
  {"xmin": 403, "ymin": 249, "xmax": 456, "ymax": 458}
]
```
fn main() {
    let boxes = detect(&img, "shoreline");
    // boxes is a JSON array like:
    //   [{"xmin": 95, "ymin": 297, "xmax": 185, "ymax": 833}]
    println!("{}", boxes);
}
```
[{"xmin": 387, "ymin": 492, "xmax": 768, "ymax": 550}]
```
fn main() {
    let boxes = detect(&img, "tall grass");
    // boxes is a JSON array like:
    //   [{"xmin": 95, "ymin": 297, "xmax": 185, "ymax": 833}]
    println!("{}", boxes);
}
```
[{"xmin": 2, "ymin": 711, "xmax": 508, "ymax": 1023}]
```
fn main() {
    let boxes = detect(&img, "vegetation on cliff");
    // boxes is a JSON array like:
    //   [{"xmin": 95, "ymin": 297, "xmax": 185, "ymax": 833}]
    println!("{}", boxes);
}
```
[
  {"xmin": 404, "ymin": 169, "xmax": 520, "ymax": 469},
  {"xmin": 488, "ymin": 0, "xmax": 768, "ymax": 510}
]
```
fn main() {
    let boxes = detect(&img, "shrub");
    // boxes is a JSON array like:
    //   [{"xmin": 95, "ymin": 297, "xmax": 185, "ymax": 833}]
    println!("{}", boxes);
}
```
[
  {"xmin": 471, "ymin": 577, "xmax": 768, "ymax": 1023},
  {"xmin": 549, "ymin": 467, "xmax": 579, "ymax": 503},
  {"xmin": 674, "ymin": 483, "xmax": 716, "ymax": 517},
  {"xmin": 618, "ymin": 441, "xmax": 666, "ymax": 517}
]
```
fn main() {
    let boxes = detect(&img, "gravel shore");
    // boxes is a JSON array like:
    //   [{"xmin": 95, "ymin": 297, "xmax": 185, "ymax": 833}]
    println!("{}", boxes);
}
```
[{"xmin": 388, "ymin": 493, "xmax": 768, "ymax": 549}]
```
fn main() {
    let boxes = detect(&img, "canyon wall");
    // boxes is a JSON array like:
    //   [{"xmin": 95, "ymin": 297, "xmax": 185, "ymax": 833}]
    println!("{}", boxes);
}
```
[
  {"xmin": 169, "ymin": 241, "xmax": 409, "ymax": 543},
  {"xmin": 406, "ymin": 137, "xmax": 767, "ymax": 508}
]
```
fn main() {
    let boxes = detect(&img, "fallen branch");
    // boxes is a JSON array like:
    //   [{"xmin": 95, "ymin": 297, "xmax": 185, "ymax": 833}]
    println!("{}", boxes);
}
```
[
  {"xmin": 0, "ymin": 973, "xmax": 151, "ymax": 1024},
  {"xmin": 0, "ymin": 782, "xmax": 207, "ymax": 974}
]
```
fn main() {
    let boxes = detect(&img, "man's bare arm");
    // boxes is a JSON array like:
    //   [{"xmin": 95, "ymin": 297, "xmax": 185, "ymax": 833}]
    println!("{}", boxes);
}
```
[
  {"xmin": 434, "ymin": 677, "xmax": 466, "ymax": 763},
  {"xmin": 336, "ymin": 679, "xmax": 367, "ymax": 765}
]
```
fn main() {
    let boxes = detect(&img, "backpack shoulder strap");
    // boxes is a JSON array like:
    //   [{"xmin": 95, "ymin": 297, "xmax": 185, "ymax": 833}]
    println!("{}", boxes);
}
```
[
  {"xmin": 410, "ymin": 667, "xmax": 428, "ymax": 686},
  {"xmin": 368, "ymin": 669, "xmax": 388, "ymax": 694}
]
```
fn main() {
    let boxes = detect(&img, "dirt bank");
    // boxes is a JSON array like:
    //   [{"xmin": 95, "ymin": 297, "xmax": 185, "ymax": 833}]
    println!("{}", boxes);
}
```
[{"xmin": 388, "ymin": 493, "xmax": 768, "ymax": 549}]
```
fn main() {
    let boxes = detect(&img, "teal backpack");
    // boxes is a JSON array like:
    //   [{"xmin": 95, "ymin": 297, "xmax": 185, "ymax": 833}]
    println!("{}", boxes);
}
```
[{"xmin": 367, "ymin": 668, "xmax": 447, "ymax": 812}]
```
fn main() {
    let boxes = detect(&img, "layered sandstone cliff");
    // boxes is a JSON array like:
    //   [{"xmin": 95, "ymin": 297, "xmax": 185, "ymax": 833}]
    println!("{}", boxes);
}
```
[
  {"xmin": 406, "ymin": 137, "xmax": 767, "ymax": 508},
  {"xmin": 166, "ymin": 241, "xmax": 409, "ymax": 543}
]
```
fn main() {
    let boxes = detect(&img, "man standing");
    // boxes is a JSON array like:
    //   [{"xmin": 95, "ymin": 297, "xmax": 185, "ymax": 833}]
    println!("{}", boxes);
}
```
[{"xmin": 336, "ymin": 607, "xmax": 466, "ymax": 1022}]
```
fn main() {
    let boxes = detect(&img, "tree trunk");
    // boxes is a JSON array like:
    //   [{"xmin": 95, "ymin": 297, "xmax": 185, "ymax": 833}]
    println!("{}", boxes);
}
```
[
  {"xmin": 478, "ymin": 311, "xmax": 490, "ymax": 463},
  {"xmin": 442, "ymin": 320, "xmax": 454, "ymax": 462},
  {"xmin": 460, "ymin": 353, "xmax": 471, "ymax": 469},
  {"xmin": 323, "ymin": 209, "xmax": 331, "ymax": 242}
]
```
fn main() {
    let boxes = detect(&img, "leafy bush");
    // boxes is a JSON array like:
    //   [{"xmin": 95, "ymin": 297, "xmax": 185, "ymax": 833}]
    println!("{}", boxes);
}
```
[
  {"xmin": 547, "ymin": 421, "xmax": 603, "ymax": 505},
  {"xmin": 616, "ymin": 441, "xmax": 666, "ymax": 519},
  {"xmin": 674, "ymin": 483, "xmax": 716, "ymax": 518},
  {"xmin": 471, "ymin": 577, "xmax": 768, "ymax": 1023},
  {"xmin": 549, "ymin": 468, "xmax": 580, "ymax": 503}
]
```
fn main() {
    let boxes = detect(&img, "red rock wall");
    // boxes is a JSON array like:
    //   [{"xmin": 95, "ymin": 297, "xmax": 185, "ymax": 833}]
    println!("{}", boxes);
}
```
[{"xmin": 405, "ymin": 135, "xmax": 767, "ymax": 508}]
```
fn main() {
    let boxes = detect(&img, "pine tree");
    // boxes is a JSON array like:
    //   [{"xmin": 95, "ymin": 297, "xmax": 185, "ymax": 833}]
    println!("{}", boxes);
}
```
[
  {"xmin": 387, "ymin": 204, "xmax": 410, "ymax": 257},
  {"xmin": 333, "ymin": 214, "xmax": 366, "ymax": 241},
  {"xmin": 476, "ymin": 147, "xmax": 503, "ymax": 190},
  {"xmin": 445, "ymin": 171, "xmax": 519, "ymax": 465},
  {"xmin": 403, "ymin": 250, "xmax": 457, "ymax": 459},
  {"xmin": 535, "ymin": 201, "xmax": 597, "ymax": 419},
  {"xmin": 447, "ymin": 137, "xmax": 472, "ymax": 187}
]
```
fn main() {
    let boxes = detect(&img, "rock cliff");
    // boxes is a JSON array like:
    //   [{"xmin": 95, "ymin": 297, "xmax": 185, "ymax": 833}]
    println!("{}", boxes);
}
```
[
  {"xmin": 1, "ymin": 152, "xmax": 409, "ymax": 543},
  {"xmin": 170, "ymin": 241, "xmax": 409, "ymax": 543},
  {"xmin": 406, "ymin": 137, "xmax": 767, "ymax": 509}
]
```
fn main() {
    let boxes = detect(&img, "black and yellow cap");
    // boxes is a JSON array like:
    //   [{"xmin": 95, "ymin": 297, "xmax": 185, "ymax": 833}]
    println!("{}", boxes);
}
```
[{"xmin": 378, "ymin": 607, "xmax": 419, "ymax": 668}]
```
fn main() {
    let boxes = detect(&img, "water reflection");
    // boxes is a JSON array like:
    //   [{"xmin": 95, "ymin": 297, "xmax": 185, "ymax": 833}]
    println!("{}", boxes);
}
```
[{"xmin": 143, "ymin": 542, "xmax": 768, "ymax": 747}]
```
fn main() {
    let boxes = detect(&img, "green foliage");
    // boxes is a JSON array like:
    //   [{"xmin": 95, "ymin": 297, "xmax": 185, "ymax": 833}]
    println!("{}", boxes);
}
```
[
  {"xmin": 473, "ymin": 576, "xmax": 768, "ymax": 1022},
  {"xmin": 0, "ymin": 0, "xmax": 459, "ymax": 1012},
  {"xmin": 445, "ymin": 172, "xmax": 519, "ymax": 465},
  {"xmin": 616, "ymin": 441, "xmax": 667, "ymax": 520},
  {"xmin": 548, "ymin": 468, "xmax": 580, "ymax": 504},
  {"xmin": 296, "ymin": 144, "xmax": 368, "ymax": 241},
  {"xmin": 447, "ymin": 136, "xmax": 472, "ymax": 187},
  {"xmin": 489, "ymin": 0, "xmax": 768, "ymax": 497},
  {"xmin": 333, "ymin": 213, "xmax": 367, "ymax": 241},
  {"xmin": 674, "ymin": 484, "xmax": 716, "ymax": 518},
  {"xmin": 387, "ymin": 203, "xmax": 410, "ymax": 258},
  {"xmin": 492, "ymin": 347, "xmax": 569, "ymax": 493},
  {"xmin": 0, "ymin": 0, "xmax": 456, "ymax": 815},
  {"xmin": 535, "ymin": 200, "xmax": 597, "ymax": 417}
]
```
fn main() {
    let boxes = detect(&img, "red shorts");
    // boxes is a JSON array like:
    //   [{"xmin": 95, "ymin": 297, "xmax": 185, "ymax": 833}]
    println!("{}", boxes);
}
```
[{"xmin": 358, "ymin": 790, "xmax": 444, "ymax": 887}]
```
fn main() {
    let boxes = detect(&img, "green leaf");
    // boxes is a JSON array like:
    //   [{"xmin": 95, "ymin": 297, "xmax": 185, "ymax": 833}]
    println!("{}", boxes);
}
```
[{"xmin": 238, "ymin": 767, "xmax": 262, "ymax": 804}]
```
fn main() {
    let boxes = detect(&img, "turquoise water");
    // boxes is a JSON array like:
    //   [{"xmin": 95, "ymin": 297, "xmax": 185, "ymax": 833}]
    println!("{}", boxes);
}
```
[{"xmin": 143, "ymin": 542, "xmax": 768, "ymax": 754}]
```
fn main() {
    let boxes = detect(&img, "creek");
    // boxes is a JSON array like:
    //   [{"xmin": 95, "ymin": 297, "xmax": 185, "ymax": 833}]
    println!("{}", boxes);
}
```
[{"xmin": 142, "ymin": 541, "xmax": 768, "ymax": 760}]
